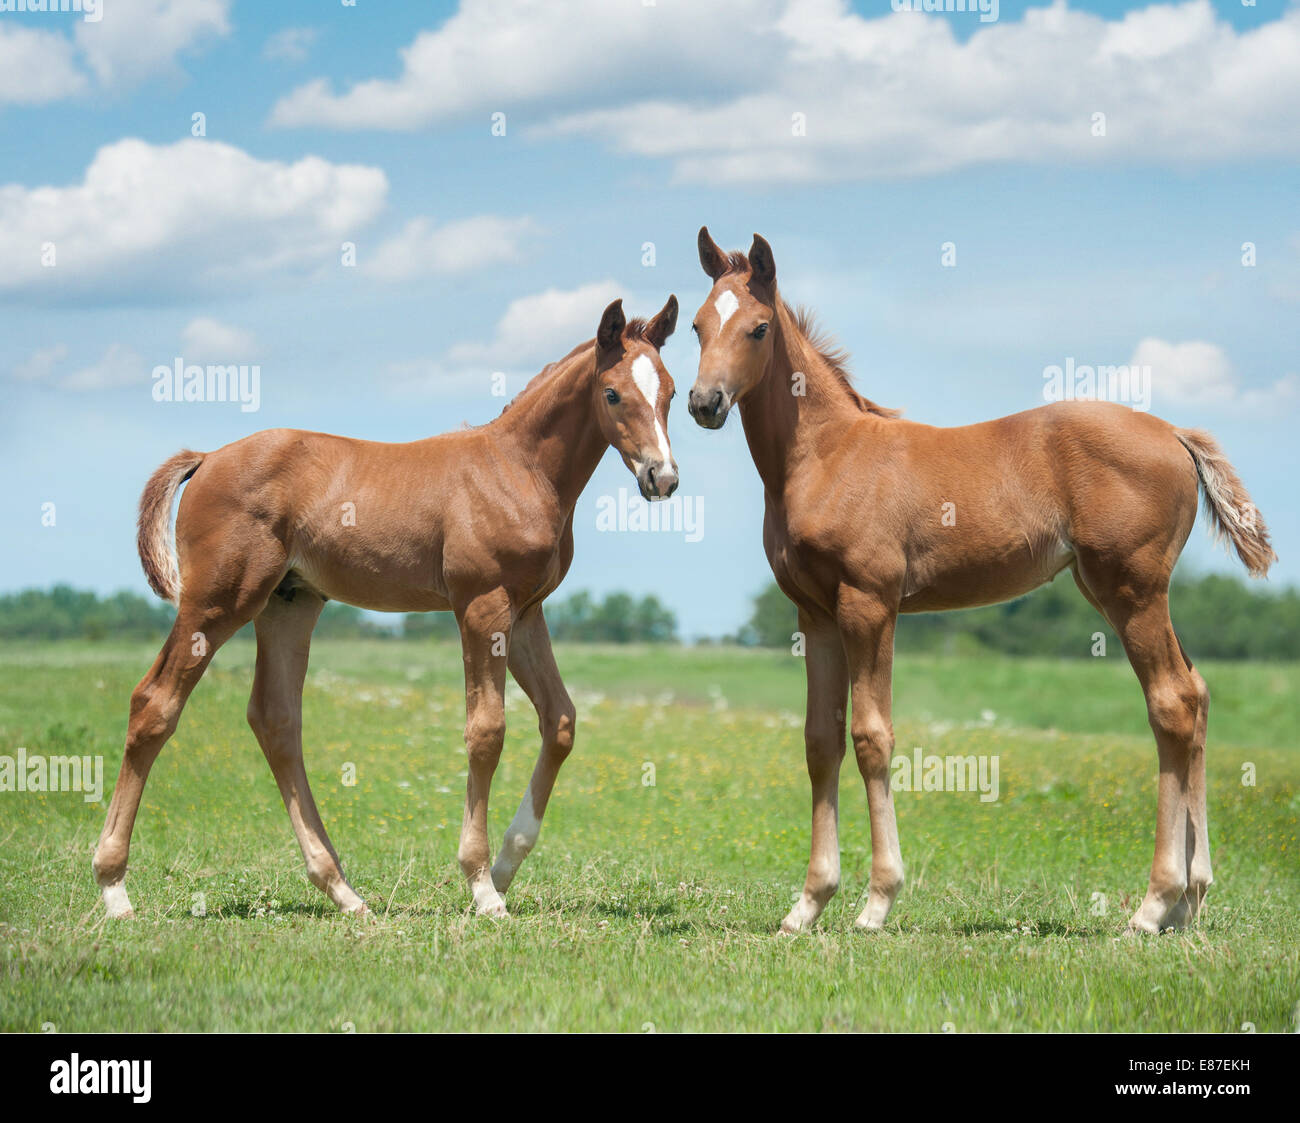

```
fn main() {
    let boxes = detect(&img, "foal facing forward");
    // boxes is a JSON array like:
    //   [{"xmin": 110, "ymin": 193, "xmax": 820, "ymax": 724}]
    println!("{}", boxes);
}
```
[
  {"xmin": 94, "ymin": 296, "xmax": 680, "ymax": 920},
  {"xmin": 687, "ymin": 227, "xmax": 1275, "ymax": 936}
]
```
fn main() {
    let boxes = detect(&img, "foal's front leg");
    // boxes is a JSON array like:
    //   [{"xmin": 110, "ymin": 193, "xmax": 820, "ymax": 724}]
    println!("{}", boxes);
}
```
[
  {"xmin": 781, "ymin": 611, "xmax": 849, "ymax": 933},
  {"xmin": 492, "ymin": 607, "xmax": 576, "ymax": 894},
  {"xmin": 455, "ymin": 590, "xmax": 513, "ymax": 918},
  {"xmin": 839, "ymin": 588, "xmax": 905, "ymax": 930}
]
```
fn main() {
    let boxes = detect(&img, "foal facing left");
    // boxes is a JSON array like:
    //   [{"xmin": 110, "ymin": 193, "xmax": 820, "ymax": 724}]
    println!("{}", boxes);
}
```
[{"xmin": 93, "ymin": 296, "xmax": 680, "ymax": 920}]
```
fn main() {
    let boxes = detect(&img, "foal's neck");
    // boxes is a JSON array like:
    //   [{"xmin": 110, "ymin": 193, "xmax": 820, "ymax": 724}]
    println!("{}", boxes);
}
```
[
  {"xmin": 495, "ymin": 344, "xmax": 608, "ymax": 514},
  {"xmin": 738, "ymin": 300, "xmax": 865, "ymax": 499}
]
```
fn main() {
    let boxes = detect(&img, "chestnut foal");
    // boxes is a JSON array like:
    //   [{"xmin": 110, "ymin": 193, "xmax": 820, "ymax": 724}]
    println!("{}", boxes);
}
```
[
  {"xmin": 94, "ymin": 296, "xmax": 680, "ymax": 920},
  {"xmin": 687, "ymin": 228, "xmax": 1275, "ymax": 936}
]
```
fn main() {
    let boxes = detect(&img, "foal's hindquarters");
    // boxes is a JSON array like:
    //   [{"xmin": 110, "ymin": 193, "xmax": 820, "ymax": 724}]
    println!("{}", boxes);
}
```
[{"xmin": 92, "ymin": 437, "xmax": 378, "ymax": 919}]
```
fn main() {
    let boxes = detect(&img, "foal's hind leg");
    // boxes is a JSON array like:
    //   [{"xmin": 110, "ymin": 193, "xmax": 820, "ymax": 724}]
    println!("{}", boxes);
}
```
[
  {"xmin": 491, "ymin": 607, "xmax": 576, "ymax": 894},
  {"xmin": 248, "ymin": 591, "xmax": 366, "ymax": 915},
  {"xmin": 1075, "ymin": 561, "xmax": 1206, "ymax": 932},
  {"xmin": 1166, "ymin": 653, "xmax": 1212, "ymax": 927},
  {"xmin": 454, "ymin": 588, "xmax": 513, "ymax": 918},
  {"xmin": 93, "ymin": 594, "xmax": 268, "ymax": 918}
]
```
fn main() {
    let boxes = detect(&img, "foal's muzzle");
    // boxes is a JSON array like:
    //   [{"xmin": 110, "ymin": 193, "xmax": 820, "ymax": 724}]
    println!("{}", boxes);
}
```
[
  {"xmin": 687, "ymin": 386, "xmax": 731, "ymax": 430},
  {"xmin": 637, "ymin": 460, "xmax": 679, "ymax": 502}
]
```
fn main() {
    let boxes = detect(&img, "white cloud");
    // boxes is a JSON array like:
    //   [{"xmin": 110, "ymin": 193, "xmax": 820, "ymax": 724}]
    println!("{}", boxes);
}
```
[
  {"xmin": 62, "ymin": 343, "xmax": 146, "ymax": 391},
  {"xmin": 269, "ymin": 0, "xmax": 768, "ymax": 129},
  {"xmin": 380, "ymin": 358, "xmax": 497, "ymax": 399},
  {"xmin": 12, "ymin": 343, "xmax": 69, "ymax": 382},
  {"xmin": 10, "ymin": 340, "xmax": 143, "ymax": 391},
  {"xmin": 180, "ymin": 317, "xmax": 259, "ymax": 361},
  {"xmin": 0, "ymin": 0, "xmax": 229, "ymax": 105},
  {"xmin": 363, "ymin": 215, "xmax": 537, "ymax": 282},
  {"xmin": 0, "ymin": 137, "xmax": 388, "ymax": 299},
  {"xmin": 384, "ymin": 279, "xmax": 626, "ymax": 398},
  {"xmin": 74, "ymin": 0, "xmax": 229, "ymax": 88},
  {"xmin": 9, "ymin": 320, "xmax": 256, "ymax": 392},
  {"xmin": 270, "ymin": 0, "xmax": 1300, "ymax": 182},
  {"xmin": 0, "ymin": 24, "xmax": 88, "ymax": 105},
  {"xmin": 1131, "ymin": 338, "xmax": 1299, "ymax": 411},
  {"xmin": 262, "ymin": 27, "xmax": 318, "ymax": 64},
  {"xmin": 447, "ymin": 280, "xmax": 623, "ymax": 367}
]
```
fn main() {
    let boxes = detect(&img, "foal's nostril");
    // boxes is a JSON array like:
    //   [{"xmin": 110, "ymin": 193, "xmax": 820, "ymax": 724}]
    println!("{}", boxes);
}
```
[
  {"xmin": 666, "ymin": 478, "xmax": 679, "ymax": 498},
  {"xmin": 708, "ymin": 389, "xmax": 723, "ymax": 417},
  {"xmin": 646, "ymin": 465, "xmax": 657, "ymax": 492}
]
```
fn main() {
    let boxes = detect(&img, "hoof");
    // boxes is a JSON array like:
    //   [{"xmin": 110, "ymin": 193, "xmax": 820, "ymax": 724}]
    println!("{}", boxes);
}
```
[
  {"xmin": 476, "ymin": 900, "xmax": 509, "ymax": 921},
  {"xmin": 101, "ymin": 882, "xmax": 135, "ymax": 920},
  {"xmin": 1162, "ymin": 899, "xmax": 1192, "ymax": 931},
  {"xmin": 779, "ymin": 912, "xmax": 810, "ymax": 936},
  {"xmin": 471, "ymin": 878, "xmax": 509, "ymax": 920}
]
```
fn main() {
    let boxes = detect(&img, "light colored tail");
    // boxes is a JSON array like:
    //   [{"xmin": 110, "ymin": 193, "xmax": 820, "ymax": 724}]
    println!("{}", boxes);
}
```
[
  {"xmin": 1175, "ymin": 429, "xmax": 1276, "ymax": 578},
  {"xmin": 137, "ymin": 450, "xmax": 205, "ymax": 603}
]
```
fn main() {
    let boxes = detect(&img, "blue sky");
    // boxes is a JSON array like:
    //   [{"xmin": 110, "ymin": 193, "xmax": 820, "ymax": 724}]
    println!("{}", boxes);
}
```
[{"xmin": 2, "ymin": 0, "xmax": 1298, "ymax": 639}]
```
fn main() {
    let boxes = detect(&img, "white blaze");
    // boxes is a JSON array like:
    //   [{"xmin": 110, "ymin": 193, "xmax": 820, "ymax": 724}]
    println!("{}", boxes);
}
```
[
  {"xmin": 630, "ymin": 353, "xmax": 673, "ymax": 466},
  {"xmin": 715, "ymin": 289, "xmax": 739, "ymax": 328}
]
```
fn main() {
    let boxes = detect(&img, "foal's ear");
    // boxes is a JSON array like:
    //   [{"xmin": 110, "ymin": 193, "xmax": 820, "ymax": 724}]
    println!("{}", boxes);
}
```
[
  {"xmin": 748, "ymin": 234, "xmax": 776, "ymax": 288},
  {"xmin": 644, "ymin": 294, "xmax": 678, "ymax": 350},
  {"xmin": 597, "ymin": 298, "xmax": 626, "ymax": 354},
  {"xmin": 698, "ymin": 226, "xmax": 728, "ymax": 281}
]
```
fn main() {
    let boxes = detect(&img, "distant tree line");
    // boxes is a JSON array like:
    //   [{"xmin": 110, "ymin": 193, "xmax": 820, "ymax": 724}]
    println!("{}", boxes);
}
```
[
  {"xmin": 4, "ymin": 576, "xmax": 1296, "ymax": 657},
  {"xmin": 0, "ymin": 587, "xmax": 677, "ymax": 645},
  {"xmin": 0, "ymin": 587, "xmax": 175, "ymax": 641},
  {"xmin": 731, "ymin": 573, "xmax": 1300, "ymax": 660},
  {"xmin": 545, "ymin": 590, "xmax": 676, "ymax": 643}
]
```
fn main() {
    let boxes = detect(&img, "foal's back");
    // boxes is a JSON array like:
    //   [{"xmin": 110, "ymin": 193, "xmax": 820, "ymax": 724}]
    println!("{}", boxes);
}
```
[
  {"xmin": 815, "ymin": 401, "xmax": 1199, "ymax": 612},
  {"xmin": 172, "ymin": 425, "xmax": 549, "ymax": 614}
]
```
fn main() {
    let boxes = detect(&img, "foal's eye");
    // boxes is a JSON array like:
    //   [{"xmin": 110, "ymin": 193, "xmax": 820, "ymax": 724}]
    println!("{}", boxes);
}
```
[
  {"xmin": 604, "ymin": 388, "xmax": 620, "ymax": 405},
  {"xmin": 690, "ymin": 322, "xmax": 700, "ymax": 335},
  {"xmin": 751, "ymin": 323, "xmax": 769, "ymax": 340}
]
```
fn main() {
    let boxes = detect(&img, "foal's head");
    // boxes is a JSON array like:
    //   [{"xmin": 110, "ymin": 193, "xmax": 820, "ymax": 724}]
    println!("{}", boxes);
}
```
[
  {"xmin": 687, "ymin": 226, "xmax": 779, "ymax": 430},
  {"xmin": 594, "ymin": 295, "xmax": 680, "ymax": 500}
]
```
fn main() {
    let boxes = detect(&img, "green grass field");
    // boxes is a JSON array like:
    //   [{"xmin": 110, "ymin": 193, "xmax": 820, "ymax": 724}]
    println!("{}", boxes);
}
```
[{"xmin": 1, "ymin": 639, "xmax": 1296, "ymax": 1032}]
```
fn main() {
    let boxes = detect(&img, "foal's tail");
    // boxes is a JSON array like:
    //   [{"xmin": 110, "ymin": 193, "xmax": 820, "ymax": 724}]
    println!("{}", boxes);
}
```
[
  {"xmin": 1175, "ymin": 428, "xmax": 1276, "ymax": 578},
  {"xmin": 138, "ymin": 450, "xmax": 205, "ymax": 604}
]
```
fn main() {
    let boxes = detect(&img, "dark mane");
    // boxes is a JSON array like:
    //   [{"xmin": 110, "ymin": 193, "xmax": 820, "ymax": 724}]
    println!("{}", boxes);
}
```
[{"xmin": 784, "ymin": 301, "xmax": 900, "ymax": 419}]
